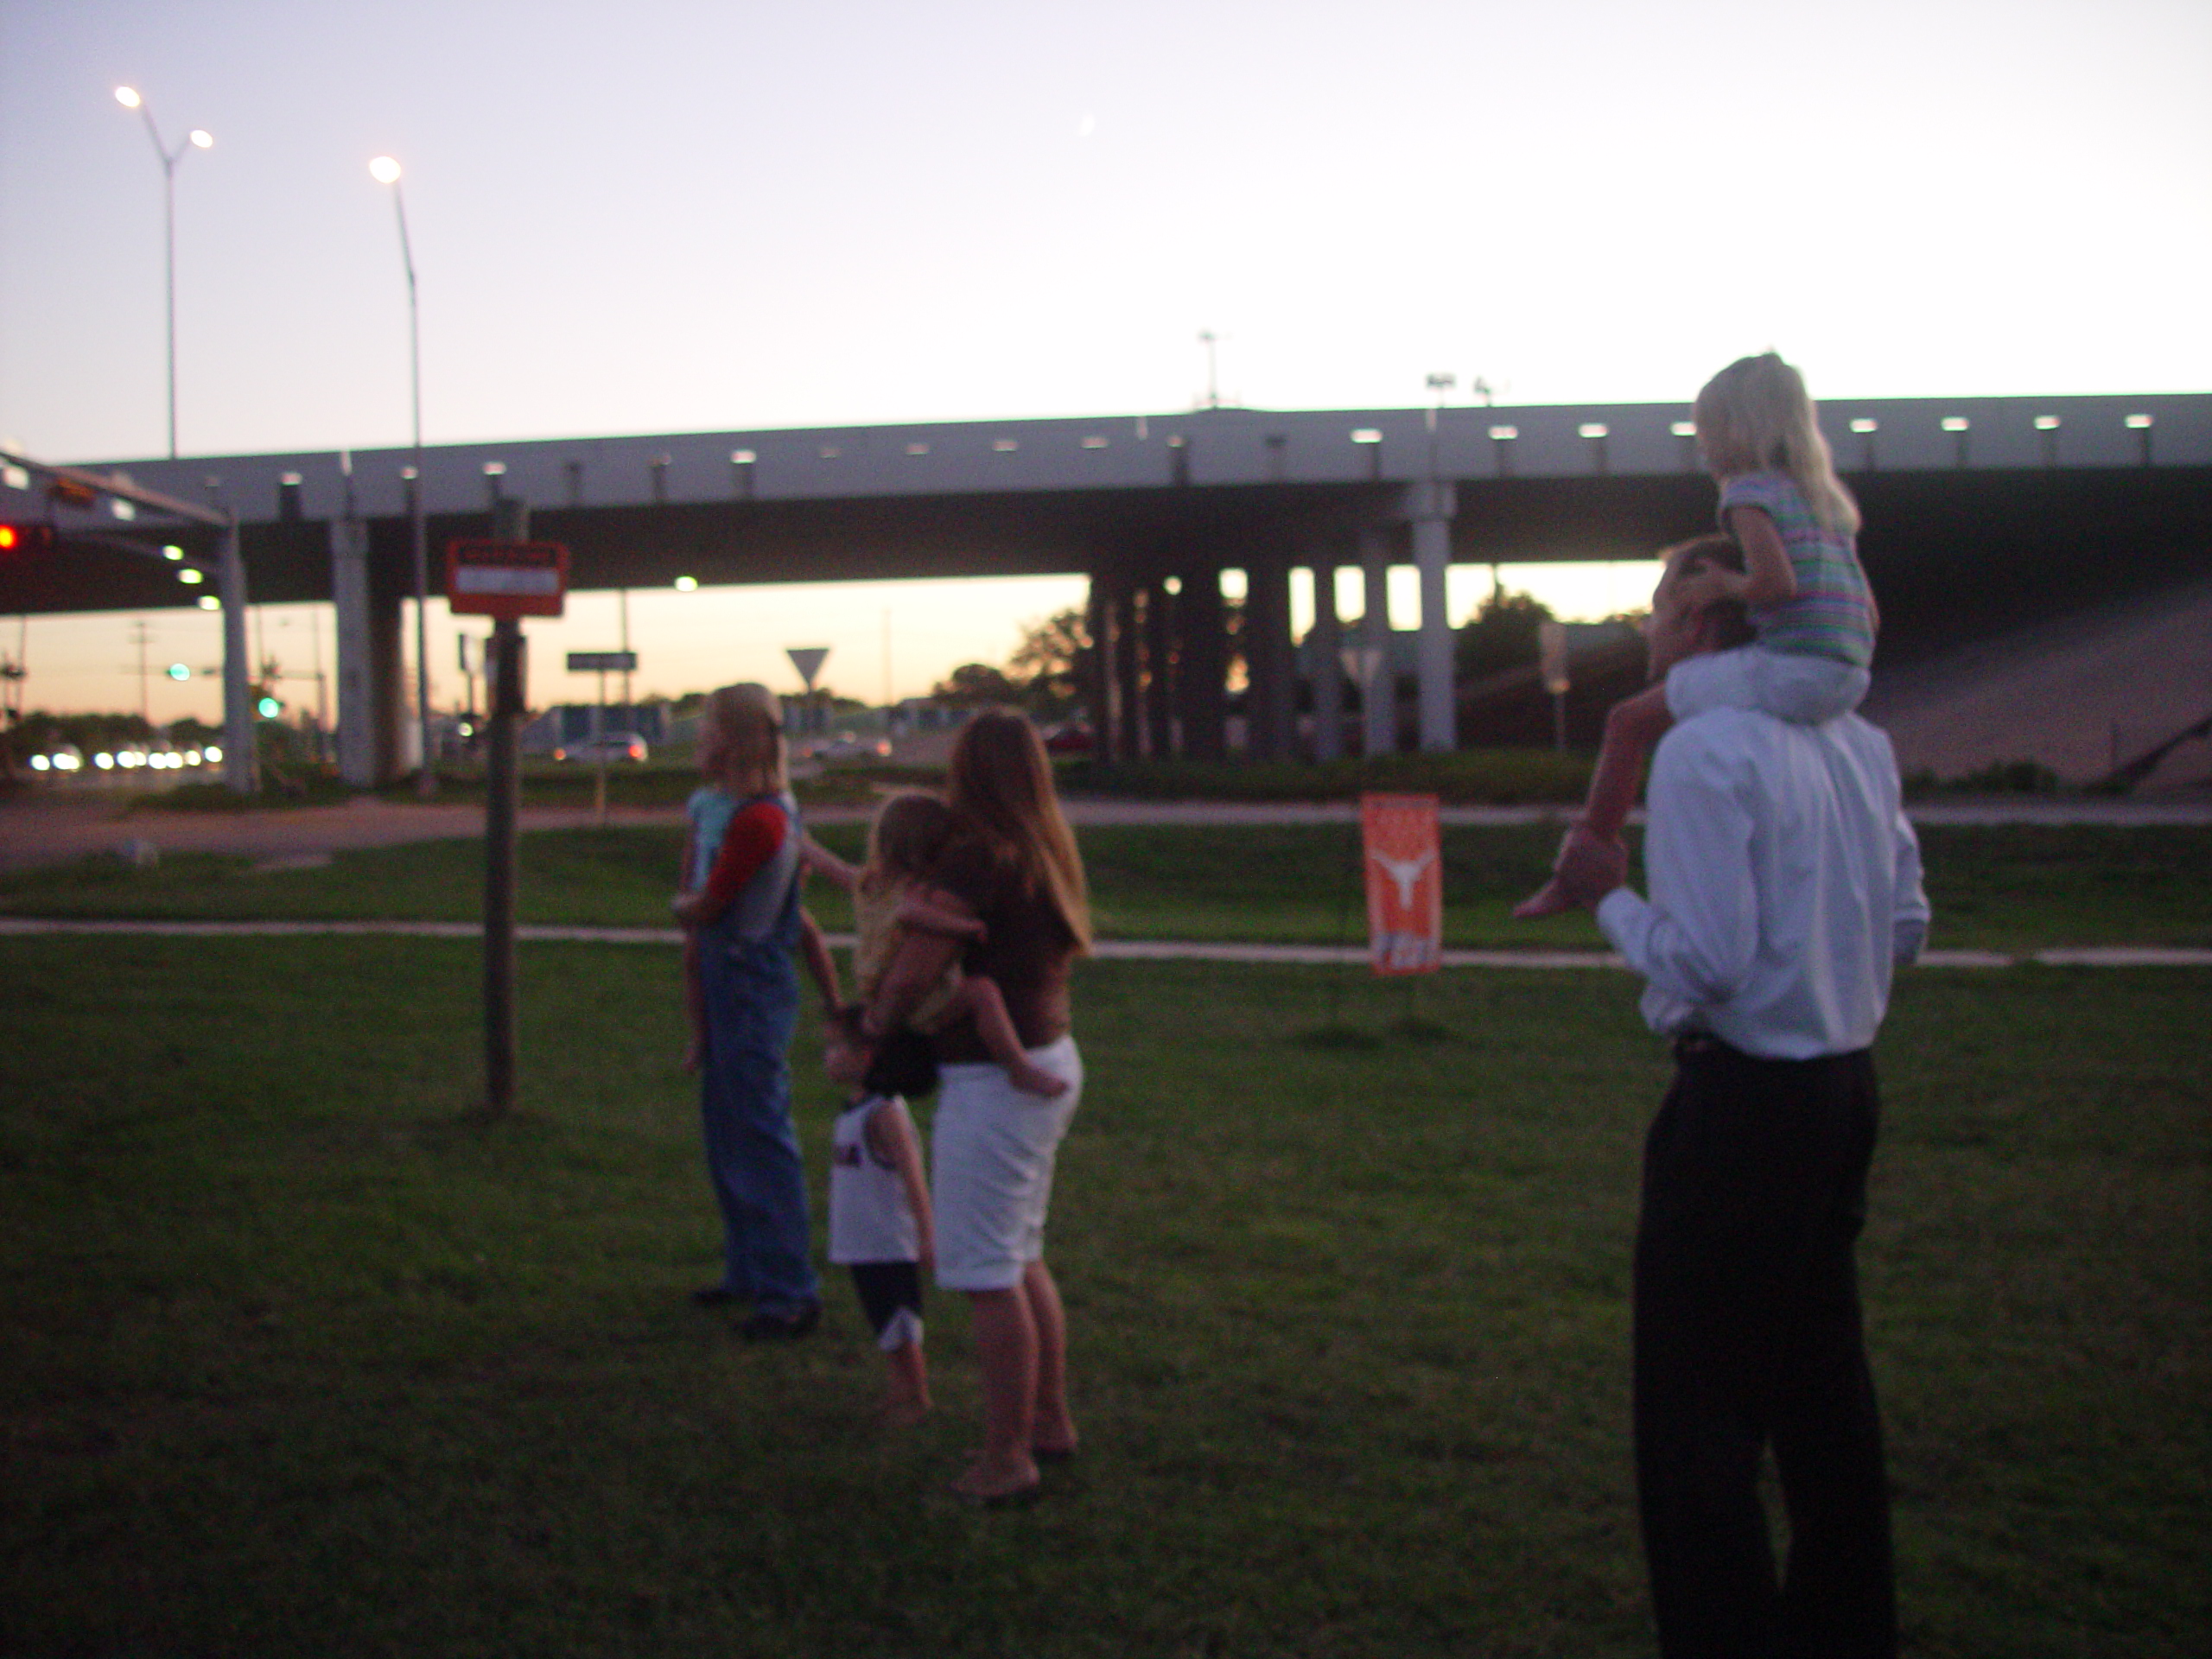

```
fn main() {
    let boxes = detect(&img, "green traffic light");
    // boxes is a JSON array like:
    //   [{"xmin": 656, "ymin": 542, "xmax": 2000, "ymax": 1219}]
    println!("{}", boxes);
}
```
[
  {"xmin": 257, "ymin": 696, "xmax": 281, "ymax": 718},
  {"xmin": 167, "ymin": 663, "xmax": 190, "ymax": 681}
]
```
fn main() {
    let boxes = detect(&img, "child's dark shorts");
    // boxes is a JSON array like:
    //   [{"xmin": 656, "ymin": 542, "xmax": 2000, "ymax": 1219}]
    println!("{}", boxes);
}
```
[{"xmin": 848, "ymin": 1260, "xmax": 924, "ymax": 1351}]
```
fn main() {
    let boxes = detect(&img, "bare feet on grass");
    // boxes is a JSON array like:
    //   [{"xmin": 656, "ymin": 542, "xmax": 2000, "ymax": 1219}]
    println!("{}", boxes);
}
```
[
  {"xmin": 951, "ymin": 1449, "xmax": 1040, "ymax": 1504},
  {"xmin": 1008, "ymin": 1058, "xmax": 1071, "ymax": 1097}
]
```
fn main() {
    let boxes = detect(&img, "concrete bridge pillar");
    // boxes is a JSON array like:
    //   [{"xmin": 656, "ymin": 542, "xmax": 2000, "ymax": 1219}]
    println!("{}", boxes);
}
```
[
  {"xmin": 1177, "ymin": 563, "xmax": 1229, "ymax": 763},
  {"xmin": 1407, "ymin": 480, "xmax": 1459, "ymax": 752},
  {"xmin": 1306, "ymin": 551, "xmax": 1345, "ymax": 762},
  {"xmin": 331, "ymin": 517, "xmax": 410, "ymax": 786},
  {"xmin": 1143, "ymin": 575, "xmax": 1174, "ymax": 760},
  {"xmin": 1360, "ymin": 524, "xmax": 1395, "ymax": 756},
  {"xmin": 1084, "ymin": 577, "xmax": 1118, "ymax": 763},
  {"xmin": 1110, "ymin": 581, "xmax": 1141, "ymax": 761},
  {"xmin": 1096, "ymin": 573, "xmax": 1141, "ymax": 765},
  {"xmin": 1243, "ymin": 547, "xmax": 1294, "ymax": 762}
]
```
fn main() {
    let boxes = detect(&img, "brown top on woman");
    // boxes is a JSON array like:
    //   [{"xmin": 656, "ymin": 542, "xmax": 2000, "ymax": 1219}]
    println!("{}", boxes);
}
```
[{"xmin": 926, "ymin": 824, "xmax": 1078, "ymax": 1065}]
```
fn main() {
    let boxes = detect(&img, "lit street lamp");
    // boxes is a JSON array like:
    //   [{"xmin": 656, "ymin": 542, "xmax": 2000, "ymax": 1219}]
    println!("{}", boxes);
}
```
[
  {"xmin": 115, "ymin": 86, "xmax": 213, "ymax": 461},
  {"xmin": 369, "ymin": 155, "xmax": 435, "ymax": 796}
]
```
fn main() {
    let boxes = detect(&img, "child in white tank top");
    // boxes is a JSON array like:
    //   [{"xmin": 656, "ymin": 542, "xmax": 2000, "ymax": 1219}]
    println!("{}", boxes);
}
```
[{"xmin": 823, "ymin": 1010, "xmax": 937, "ymax": 1427}]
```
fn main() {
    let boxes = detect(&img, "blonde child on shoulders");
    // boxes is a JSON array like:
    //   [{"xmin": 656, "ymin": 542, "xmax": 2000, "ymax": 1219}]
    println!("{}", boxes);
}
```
[
  {"xmin": 1517, "ymin": 352, "xmax": 1880, "ymax": 918},
  {"xmin": 804, "ymin": 791, "xmax": 1071, "ymax": 1099}
]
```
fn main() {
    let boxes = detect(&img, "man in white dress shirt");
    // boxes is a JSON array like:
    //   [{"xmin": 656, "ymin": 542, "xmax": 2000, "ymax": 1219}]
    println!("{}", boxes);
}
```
[{"xmin": 1556, "ymin": 534, "xmax": 1929, "ymax": 1659}]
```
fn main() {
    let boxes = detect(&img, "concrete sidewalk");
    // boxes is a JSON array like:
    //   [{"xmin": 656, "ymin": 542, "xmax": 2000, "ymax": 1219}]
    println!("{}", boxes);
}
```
[
  {"xmin": 3, "ymin": 789, "xmax": 2208, "ymax": 874},
  {"xmin": 1, "ymin": 915, "xmax": 2202, "ymax": 969}
]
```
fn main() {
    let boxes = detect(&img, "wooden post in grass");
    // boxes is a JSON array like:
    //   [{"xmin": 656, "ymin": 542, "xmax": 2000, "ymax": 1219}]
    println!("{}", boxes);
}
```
[
  {"xmin": 485, "ymin": 625, "xmax": 522, "ymax": 1113},
  {"xmin": 483, "ymin": 500, "xmax": 527, "ymax": 1116},
  {"xmin": 448, "ymin": 496, "xmax": 569, "ymax": 1117}
]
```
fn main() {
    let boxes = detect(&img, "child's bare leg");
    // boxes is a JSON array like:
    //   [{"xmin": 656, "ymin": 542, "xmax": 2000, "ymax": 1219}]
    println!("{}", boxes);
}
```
[
  {"xmin": 949, "ymin": 976, "xmax": 1068, "ymax": 1096},
  {"xmin": 881, "ymin": 1338, "xmax": 931, "ymax": 1427},
  {"xmin": 1516, "ymin": 683, "xmax": 1673, "ymax": 918}
]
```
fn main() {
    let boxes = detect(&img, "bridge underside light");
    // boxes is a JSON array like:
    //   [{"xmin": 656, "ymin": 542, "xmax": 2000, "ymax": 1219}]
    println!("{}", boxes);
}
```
[
  {"xmin": 1488, "ymin": 425, "xmax": 1518, "ymax": 442},
  {"xmin": 1578, "ymin": 423, "xmax": 1609, "ymax": 439},
  {"xmin": 1941, "ymin": 417, "xmax": 1970, "ymax": 432},
  {"xmin": 2034, "ymin": 416, "xmax": 2062, "ymax": 430},
  {"xmin": 730, "ymin": 449, "xmax": 756, "ymax": 465},
  {"xmin": 674, "ymin": 575, "xmax": 698, "ymax": 592},
  {"xmin": 2125, "ymin": 413, "xmax": 2153, "ymax": 429},
  {"xmin": 1350, "ymin": 429, "xmax": 1382, "ymax": 445},
  {"xmin": 1850, "ymin": 418, "xmax": 1878, "ymax": 434},
  {"xmin": 1671, "ymin": 422, "xmax": 1696, "ymax": 437},
  {"xmin": 197, "ymin": 595, "xmax": 220, "ymax": 610}
]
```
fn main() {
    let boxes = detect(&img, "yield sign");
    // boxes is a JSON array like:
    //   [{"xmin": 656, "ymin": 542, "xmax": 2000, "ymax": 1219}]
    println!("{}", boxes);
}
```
[{"xmin": 785, "ymin": 646, "xmax": 830, "ymax": 690}]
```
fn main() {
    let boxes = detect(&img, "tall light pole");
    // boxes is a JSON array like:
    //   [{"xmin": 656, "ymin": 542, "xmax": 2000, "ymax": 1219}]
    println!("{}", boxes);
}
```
[
  {"xmin": 115, "ymin": 87, "xmax": 212, "ymax": 461},
  {"xmin": 370, "ymin": 156, "xmax": 435, "ymax": 797}
]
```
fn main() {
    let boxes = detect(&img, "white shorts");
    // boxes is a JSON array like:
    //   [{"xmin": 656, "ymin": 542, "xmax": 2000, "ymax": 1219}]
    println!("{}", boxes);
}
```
[
  {"xmin": 931, "ymin": 1036, "xmax": 1083, "ymax": 1293},
  {"xmin": 1665, "ymin": 645, "xmax": 1869, "ymax": 727}
]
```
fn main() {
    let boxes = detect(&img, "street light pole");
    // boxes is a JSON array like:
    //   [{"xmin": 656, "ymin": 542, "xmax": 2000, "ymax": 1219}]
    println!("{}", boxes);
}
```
[
  {"xmin": 115, "ymin": 88, "xmax": 212, "ymax": 461},
  {"xmin": 370, "ymin": 156, "xmax": 435, "ymax": 798}
]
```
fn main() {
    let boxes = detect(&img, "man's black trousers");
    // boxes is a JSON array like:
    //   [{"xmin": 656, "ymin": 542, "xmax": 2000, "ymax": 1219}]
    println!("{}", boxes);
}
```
[{"xmin": 1634, "ymin": 1038, "xmax": 1898, "ymax": 1659}]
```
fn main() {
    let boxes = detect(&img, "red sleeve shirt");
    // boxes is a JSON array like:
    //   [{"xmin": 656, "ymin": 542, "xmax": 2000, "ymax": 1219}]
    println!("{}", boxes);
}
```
[{"xmin": 697, "ymin": 798, "xmax": 789, "ymax": 916}]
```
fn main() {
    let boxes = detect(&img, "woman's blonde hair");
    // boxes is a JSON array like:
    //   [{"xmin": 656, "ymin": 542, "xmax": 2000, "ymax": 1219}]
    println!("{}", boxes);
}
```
[
  {"xmin": 698, "ymin": 683, "xmax": 787, "ymax": 795},
  {"xmin": 946, "ymin": 709, "xmax": 1091, "ymax": 953},
  {"xmin": 866, "ymin": 791, "xmax": 956, "ymax": 887},
  {"xmin": 1694, "ymin": 353, "xmax": 1861, "ymax": 537}
]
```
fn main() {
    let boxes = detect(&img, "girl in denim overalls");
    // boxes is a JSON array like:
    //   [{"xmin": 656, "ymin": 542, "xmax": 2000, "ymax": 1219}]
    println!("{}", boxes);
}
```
[{"xmin": 673, "ymin": 684, "xmax": 838, "ymax": 1339}]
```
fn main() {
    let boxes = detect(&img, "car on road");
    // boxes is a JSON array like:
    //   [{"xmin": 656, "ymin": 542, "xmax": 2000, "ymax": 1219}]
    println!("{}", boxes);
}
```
[
  {"xmin": 802, "ymin": 732, "xmax": 893, "ymax": 760},
  {"xmin": 552, "ymin": 731, "xmax": 649, "ymax": 764}
]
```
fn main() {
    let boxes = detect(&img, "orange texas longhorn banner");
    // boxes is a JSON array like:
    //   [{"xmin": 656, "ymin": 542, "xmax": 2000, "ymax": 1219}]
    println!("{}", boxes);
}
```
[{"xmin": 1361, "ymin": 792, "xmax": 1442, "ymax": 976}]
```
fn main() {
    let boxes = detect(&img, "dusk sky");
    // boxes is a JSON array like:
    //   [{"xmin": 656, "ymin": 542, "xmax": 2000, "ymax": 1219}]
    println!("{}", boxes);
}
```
[{"xmin": 3, "ymin": 0, "xmax": 2207, "ymax": 723}]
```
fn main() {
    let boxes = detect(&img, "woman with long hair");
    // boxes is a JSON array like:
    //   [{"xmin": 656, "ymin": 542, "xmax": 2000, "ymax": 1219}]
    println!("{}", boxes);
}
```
[{"xmin": 863, "ymin": 709, "xmax": 1090, "ymax": 1503}]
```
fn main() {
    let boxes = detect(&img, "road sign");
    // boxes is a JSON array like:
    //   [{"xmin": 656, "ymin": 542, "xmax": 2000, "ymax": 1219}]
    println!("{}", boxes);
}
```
[
  {"xmin": 566, "ymin": 651, "xmax": 638, "ymax": 672},
  {"xmin": 1362, "ymin": 792, "xmax": 1443, "ymax": 976},
  {"xmin": 786, "ymin": 646, "xmax": 829, "ymax": 689},
  {"xmin": 446, "ymin": 539, "xmax": 569, "ymax": 619}
]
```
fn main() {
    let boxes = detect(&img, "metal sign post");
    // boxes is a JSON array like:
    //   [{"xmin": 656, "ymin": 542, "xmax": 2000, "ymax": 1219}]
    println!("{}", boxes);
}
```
[
  {"xmin": 1537, "ymin": 620, "xmax": 1570, "ymax": 751},
  {"xmin": 786, "ymin": 645, "xmax": 829, "ymax": 736},
  {"xmin": 566, "ymin": 650, "xmax": 638, "ymax": 824},
  {"xmin": 448, "ymin": 512, "xmax": 566, "ymax": 1116}
]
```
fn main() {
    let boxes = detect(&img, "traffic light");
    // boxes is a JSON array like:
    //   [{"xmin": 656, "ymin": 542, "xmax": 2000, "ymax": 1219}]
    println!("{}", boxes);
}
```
[
  {"xmin": 256, "ymin": 695, "xmax": 283, "ymax": 719},
  {"xmin": 0, "ymin": 522, "xmax": 56, "ymax": 556}
]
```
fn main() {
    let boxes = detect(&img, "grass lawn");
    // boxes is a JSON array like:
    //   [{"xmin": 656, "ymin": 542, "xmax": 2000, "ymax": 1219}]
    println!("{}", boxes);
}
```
[
  {"xmin": 2, "ymin": 937, "xmax": 2205, "ymax": 1656},
  {"xmin": 3, "ymin": 822, "xmax": 2209, "ymax": 952}
]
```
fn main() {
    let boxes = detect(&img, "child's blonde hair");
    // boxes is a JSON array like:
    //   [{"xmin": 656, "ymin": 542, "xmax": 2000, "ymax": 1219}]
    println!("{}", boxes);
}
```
[
  {"xmin": 1694, "ymin": 353, "xmax": 1861, "ymax": 537},
  {"xmin": 699, "ymin": 683, "xmax": 787, "ymax": 795},
  {"xmin": 866, "ymin": 791, "xmax": 955, "ymax": 887}
]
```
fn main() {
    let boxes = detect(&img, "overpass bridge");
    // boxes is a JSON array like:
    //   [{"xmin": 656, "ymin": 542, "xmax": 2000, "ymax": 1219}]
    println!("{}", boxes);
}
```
[{"xmin": 4, "ymin": 394, "xmax": 2207, "ymax": 782}]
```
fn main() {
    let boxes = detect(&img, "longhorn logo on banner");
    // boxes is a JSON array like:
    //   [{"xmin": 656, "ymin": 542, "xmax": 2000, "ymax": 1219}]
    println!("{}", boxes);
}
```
[{"xmin": 1361, "ymin": 792, "xmax": 1442, "ymax": 976}]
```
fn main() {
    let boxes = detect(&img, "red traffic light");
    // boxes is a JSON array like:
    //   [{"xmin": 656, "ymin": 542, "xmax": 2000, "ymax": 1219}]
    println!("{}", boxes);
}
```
[{"xmin": 0, "ymin": 522, "xmax": 57, "ymax": 556}]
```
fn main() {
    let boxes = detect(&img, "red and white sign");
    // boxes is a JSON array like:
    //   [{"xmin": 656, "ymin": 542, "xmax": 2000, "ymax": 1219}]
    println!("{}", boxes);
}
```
[
  {"xmin": 1362, "ymin": 792, "xmax": 1443, "ymax": 976},
  {"xmin": 445, "ymin": 539, "xmax": 569, "ymax": 619}
]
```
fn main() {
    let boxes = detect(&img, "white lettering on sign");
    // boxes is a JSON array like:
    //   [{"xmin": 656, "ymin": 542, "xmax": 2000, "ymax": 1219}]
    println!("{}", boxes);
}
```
[{"xmin": 454, "ymin": 567, "xmax": 563, "ymax": 595}]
